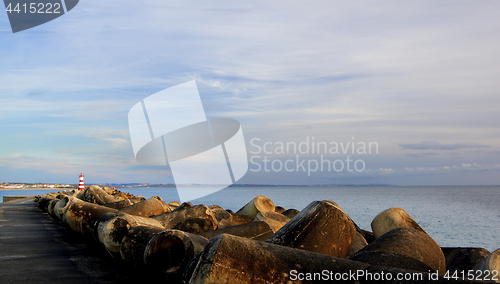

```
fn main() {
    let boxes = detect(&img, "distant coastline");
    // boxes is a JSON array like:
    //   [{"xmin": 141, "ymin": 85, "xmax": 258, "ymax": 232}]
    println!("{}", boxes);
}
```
[
  {"xmin": 0, "ymin": 183, "xmax": 394, "ymax": 190},
  {"xmin": 100, "ymin": 183, "xmax": 394, "ymax": 188},
  {"xmin": 0, "ymin": 187, "xmax": 75, "ymax": 191}
]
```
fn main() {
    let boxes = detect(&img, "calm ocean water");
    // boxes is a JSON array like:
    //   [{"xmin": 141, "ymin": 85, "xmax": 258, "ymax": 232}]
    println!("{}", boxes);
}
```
[{"xmin": 2, "ymin": 185, "xmax": 498, "ymax": 252}]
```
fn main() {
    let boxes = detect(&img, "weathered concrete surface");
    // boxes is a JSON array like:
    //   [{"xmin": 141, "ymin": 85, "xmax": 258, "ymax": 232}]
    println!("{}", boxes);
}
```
[
  {"xmin": 442, "ymin": 247, "xmax": 491, "ymax": 273},
  {"xmin": 254, "ymin": 211, "xmax": 290, "ymax": 232},
  {"xmin": 350, "ymin": 227, "xmax": 446, "ymax": 274},
  {"xmin": 348, "ymin": 231, "xmax": 369, "ymax": 258},
  {"xmin": 266, "ymin": 200, "xmax": 356, "ymax": 258},
  {"xmin": 0, "ymin": 197, "xmax": 150, "ymax": 284},
  {"xmin": 473, "ymin": 249, "xmax": 500, "ymax": 283},
  {"xmin": 145, "ymin": 229, "xmax": 208, "ymax": 282},
  {"xmin": 236, "ymin": 195, "xmax": 275, "ymax": 218},
  {"xmin": 117, "ymin": 196, "xmax": 171, "ymax": 217},
  {"xmin": 371, "ymin": 207, "xmax": 425, "ymax": 239},
  {"xmin": 186, "ymin": 234, "xmax": 369, "ymax": 284},
  {"xmin": 198, "ymin": 221, "xmax": 274, "ymax": 241},
  {"xmin": 281, "ymin": 208, "xmax": 300, "ymax": 219}
]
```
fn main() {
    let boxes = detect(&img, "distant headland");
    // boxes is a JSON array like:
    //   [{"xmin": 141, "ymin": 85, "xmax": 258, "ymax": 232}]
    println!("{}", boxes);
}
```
[{"xmin": 1, "ymin": 182, "xmax": 393, "ymax": 190}]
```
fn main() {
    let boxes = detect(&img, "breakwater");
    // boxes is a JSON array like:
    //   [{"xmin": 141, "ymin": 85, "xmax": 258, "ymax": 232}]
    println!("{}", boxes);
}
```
[{"xmin": 33, "ymin": 185, "xmax": 499, "ymax": 283}]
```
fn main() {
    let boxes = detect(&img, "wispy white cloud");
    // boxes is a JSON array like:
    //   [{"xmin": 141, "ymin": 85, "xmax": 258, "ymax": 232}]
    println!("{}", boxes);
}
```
[
  {"xmin": 405, "ymin": 163, "xmax": 500, "ymax": 174},
  {"xmin": 359, "ymin": 168, "xmax": 396, "ymax": 176},
  {"xmin": 86, "ymin": 130, "xmax": 130, "ymax": 148}
]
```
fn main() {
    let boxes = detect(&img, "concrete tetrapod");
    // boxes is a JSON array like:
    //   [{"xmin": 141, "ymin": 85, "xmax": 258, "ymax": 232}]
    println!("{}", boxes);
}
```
[
  {"xmin": 183, "ymin": 252, "xmax": 203, "ymax": 283},
  {"xmin": 208, "ymin": 205, "xmax": 222, "ymax": 211},
  {"xmin": 62, "ymin": 198, "xmax": 119, "ymax": 235},
  {"xmin": 371, "ymin": 207, "xmax": 425, "ymax": 239},
  {"xmin": 173, "ymin": 218, "xmax": 216, "ymax": 234},
  {"xmin": 347, "ymin": 231, "xmax": 369, "ymax": 258},
  {"xmin": 47, "ymin": 199, "xmax": 59, "ymax": 219},
  {"xmin": 76, "ymin": 190, "xmax": 85, "ymax": 200},
  {"xmin": 274, "ymin": 206, "xmax": 286, "ymax": 214},
  {"xmin": 36, "ymin": 196, "xmax": 58, "ymax": 212},
  {"xmin": 144, "ymin": 229, "xmax": 208, "ymax": 282},
  {"xmin": 35, "ymin": 191, "xmax": 58, "ymax": 202},
  {"xmin": 442, "ymin": 247, "xmax": 491, "ymax": 273},
  {"xmin": 94, "ymin": 205, "xmax": 216, "ymax": 258},
  {"xmin": 216, "ymin": 219, "xmax": 236, "ymax": 229},
  {"xmin": 198, "ymin": 221, "xmax": 274, "ymax": 241},
  {"xmin": 119, "ymin": 226, "xmax": 166, "ymax": 266},
  {"xmin": 359, "ymin": 229, "xmax": 375, "ymax": 244},
  {"xmin": 82, "ymin": 185, "xmax": 124, "ymax": 205},
  {"xmin": 228, "ymin": 212, "xmax": 254, "ymax": 225},
  {"xmin": 349, "ymin": 227, "xmax": 446, "ymax": 274},
  {"xmin": 129, "ymin": 196, "xmax": 146, "ymax": 203},
  {"xmin": 47, "ymin": 193, "xmax": 72, "ymax": 218},
  {"xmin": 103, "ymin": 199, "xmax": 134, "ymax": 209},
  {"xmin": 172, "ymin": 202, "xmax": 193, "ymax": 212},
  {"xmin": 266, "ymin": 200, "xmax": 356, "ymax": 258},
  {"xmin": 169, "ymin": 201, "xmax": 181, "ymax": 208},
  {"xmin": 152, "ymin": 204, "xmax": 217, "ymax": 232},
  {"xmin": 254, "ymin": 211, "xmax": 290, "ymax": 232},
  {"xmin": 236, "ymin": 195, "xmax": 275, "ymax": 218},
  {"xmin": 118, "ymin": 196, "xmax": 172, "ymax": 217},
  {"xmin": 209, "ymin": 207, "xmax": 232, "ymax": 221},
  {"xmin": 94, "ymin": 212, "xmax": 164, "ymax": 258},
  {"xmin": 53, "ymin": 196, "xmax": 76, "ymax": 221},
  {"xmin": 186, "ymin": 234, "xmax": 369, "ymax": 284},
  {"xmin": 281, "ymin": 208, "xmax": 300, "ymax": 219},
  {"xmin": 473, "ymin": 248, "xmax": 500, "ymax": 283}
]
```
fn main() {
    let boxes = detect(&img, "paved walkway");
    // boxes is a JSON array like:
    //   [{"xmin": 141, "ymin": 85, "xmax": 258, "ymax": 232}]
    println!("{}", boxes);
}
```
[{"xmin": 0, "ymin": 198, "xmax": 138, "ymax": 284}]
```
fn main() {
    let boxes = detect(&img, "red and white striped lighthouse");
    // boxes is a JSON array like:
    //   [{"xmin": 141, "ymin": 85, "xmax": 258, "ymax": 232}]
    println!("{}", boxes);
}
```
[{"xmin": 78, "ymin": 173, "xmax": 85, "ymax": 190}]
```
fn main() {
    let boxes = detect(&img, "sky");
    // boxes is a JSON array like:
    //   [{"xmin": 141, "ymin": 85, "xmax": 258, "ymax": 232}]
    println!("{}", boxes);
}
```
[{"xmin": 1, "ymin": 1, "xmax": 500, "ymax": 186}]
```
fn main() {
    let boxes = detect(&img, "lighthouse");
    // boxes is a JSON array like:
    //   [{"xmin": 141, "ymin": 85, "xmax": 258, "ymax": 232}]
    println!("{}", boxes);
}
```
[{"xmin": 78, "ymin": 173, "xmax": 85, "ymax": 190}]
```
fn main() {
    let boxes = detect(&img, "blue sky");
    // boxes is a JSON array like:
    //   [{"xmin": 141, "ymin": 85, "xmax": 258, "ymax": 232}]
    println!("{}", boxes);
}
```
[{"xmin": 1, "ymin": 1, "xmax": 500, "ymax": 185}]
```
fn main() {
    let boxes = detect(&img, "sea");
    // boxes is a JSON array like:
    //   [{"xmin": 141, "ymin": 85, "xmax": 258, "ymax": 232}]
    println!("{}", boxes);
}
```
[{"xmin": 1, "ymin": 185, "xmax": 498, "ymax": 252}]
